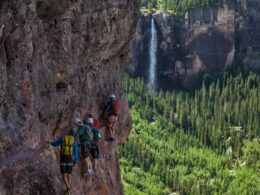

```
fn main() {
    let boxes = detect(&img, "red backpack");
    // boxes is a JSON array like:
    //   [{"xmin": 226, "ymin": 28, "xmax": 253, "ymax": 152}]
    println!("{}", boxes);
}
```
[
  {"xmin": 93, "ymin": 118, "xmax": 99, "ymax": 128},
  {"xmin": 112, "ymin": 100, "xmax": 119, "ymax": 115}
]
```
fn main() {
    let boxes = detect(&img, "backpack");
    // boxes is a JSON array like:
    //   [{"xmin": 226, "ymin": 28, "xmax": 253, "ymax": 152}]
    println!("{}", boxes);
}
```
[
  {"xmin": 92, "ymin": 127, "xmax": 101, "ymax": 141},
  {"xmin": 112, "ymin": 100, "xmax": 119, "ymax": 115},
  {"xmin": 61, "ymin": 135, "xmax": 74, "ymax": 156},
  {"xmin": 93, "ymin": 118, "xmax": 99, "ymax": 128},
  {"xmin": 80, "ymin": 125, "xmax": 94, "ymax": 143}
]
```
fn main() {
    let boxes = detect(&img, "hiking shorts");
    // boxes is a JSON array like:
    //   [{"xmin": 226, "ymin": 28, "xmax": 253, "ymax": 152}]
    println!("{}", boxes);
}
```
[
  {"xmin": 81, "ymin": 143, "xmax": 91, "ymax": 159},
  {"xmin": 60, "ymin": 155, "xmax": 73, "ymax": 174},
  {"xmin": 90, "ymin": 144, "xmax": 100, "ymax": 160},
  {"xmin": 108, "ymin": 115, "xmax": 118, "ymax": 124}
]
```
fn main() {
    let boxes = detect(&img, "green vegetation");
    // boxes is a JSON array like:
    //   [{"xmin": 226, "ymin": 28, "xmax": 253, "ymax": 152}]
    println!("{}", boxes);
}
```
[
  {"xmin": 140, "ymin": 0, "xmax": 231, "ymax": 14},
  {"xmin": 119, "ymin": 73, "xmax": 260, "ymax": 194}
]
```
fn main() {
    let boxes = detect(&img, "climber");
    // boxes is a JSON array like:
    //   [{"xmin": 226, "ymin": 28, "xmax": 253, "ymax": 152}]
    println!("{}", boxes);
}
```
[
  {"xmin": 85, "ymin": 117, "xmax": 101, "ymax": 174},
  {"xmin": 103, "ymin": 94, "xmax": 119, "ymax": 141},
  {"xmin": 48, "ymin": 128, "xmax": 78, "ymax": 195},
  {"xmin": 83, "ymin": 113, "xmax": 99, "ymax": 128},
  {"xmin": 74, "ymin": 118, "xmax": 94, "ymax": 176}
]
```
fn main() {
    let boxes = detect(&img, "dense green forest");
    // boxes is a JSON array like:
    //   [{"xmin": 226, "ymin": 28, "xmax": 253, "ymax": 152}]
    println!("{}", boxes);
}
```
[
  {"xmin": 140, "ymin": 0, "xmax": 231, "ymax": 14},
  {"xmin": 119, "ymin": 73, "xmax": 260, "ymax": 194}
]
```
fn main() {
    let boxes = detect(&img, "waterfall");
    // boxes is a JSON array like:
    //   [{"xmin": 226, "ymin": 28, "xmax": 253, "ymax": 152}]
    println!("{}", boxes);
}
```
[{"xmin": 148, "ymin": 17, "xmax": 158, "ymax": 88}]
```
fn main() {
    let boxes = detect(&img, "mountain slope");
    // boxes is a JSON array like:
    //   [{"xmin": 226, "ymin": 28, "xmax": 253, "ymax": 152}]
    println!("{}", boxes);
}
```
[{"xmin": 119, "ymin": 75, "xmax": 260, "ymax": 194}]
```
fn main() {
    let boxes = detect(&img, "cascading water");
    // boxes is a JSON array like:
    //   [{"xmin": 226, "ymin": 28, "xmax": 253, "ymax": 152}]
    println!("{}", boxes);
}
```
[{"xmin": 148, "ymin": 17, "xmax": 158, "ymax": 88}]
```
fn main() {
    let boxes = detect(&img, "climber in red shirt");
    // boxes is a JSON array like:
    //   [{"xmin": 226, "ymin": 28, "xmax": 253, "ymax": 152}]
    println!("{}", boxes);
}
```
[{"xmin": 103, "ymin": 94, "xmax": 119, "ymax": 141}]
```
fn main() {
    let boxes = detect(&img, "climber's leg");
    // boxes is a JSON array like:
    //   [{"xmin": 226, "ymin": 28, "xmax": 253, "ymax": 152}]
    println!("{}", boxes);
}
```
[{"xmin": 62, "ymin": 173, "xmax": 69, "ymax": 189}]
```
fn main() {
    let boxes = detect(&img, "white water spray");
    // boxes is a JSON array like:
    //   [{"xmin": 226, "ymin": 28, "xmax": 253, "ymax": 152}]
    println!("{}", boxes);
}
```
[{"xmin": 148, "ymin": 17, "xmax": 158, "ymax": 87}]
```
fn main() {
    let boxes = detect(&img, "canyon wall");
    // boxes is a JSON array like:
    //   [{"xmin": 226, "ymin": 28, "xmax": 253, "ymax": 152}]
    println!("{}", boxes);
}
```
[
  {"xmin": 128, "ymin": 0, "xmax": 260, "ymax": 89},
  {"xmin": 0, "ymin": 0, "xmax": 139, "ymax": 194}
]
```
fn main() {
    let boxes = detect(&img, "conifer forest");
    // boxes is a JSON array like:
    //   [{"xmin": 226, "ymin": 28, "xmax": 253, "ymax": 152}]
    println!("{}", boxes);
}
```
[{"xmin": 119, "ymin": 73, "xmax": 260, "ymax": 194}]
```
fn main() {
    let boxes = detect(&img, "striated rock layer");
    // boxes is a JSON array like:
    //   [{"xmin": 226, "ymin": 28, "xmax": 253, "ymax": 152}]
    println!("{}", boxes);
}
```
[{"xmin": 0, "ymin": 0, "xmax": 139, "ymax": 194}]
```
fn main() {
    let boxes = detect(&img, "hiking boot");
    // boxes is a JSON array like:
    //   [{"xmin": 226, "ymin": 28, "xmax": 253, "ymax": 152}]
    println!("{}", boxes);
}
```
[
  {"xmin": 109, "ymin": 137, "xmax": 115, "ymax": 141},
  {"xmin": 82, "ymin": 172, "xmax": 90, "ymax": 176},
  {"xmin": 64, "ymin": 188, "xmax": 71, "ymax": 195},
  {"xmin": 89, "ymin": 169, "xmax": 95, "ymax": 175},
  {"xmin": 82, "ymin": 170, "xmax": 92, "ymax": 176}
]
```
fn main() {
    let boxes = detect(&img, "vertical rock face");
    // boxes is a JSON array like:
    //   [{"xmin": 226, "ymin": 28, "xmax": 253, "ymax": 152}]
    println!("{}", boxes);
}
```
[
  {"xmin": 184, "ymin": 4, "xmax": 235, "ymax": 71},
  {"xmin": 129, "ymin": 0, "xmax": 260, "ymax": 89},
  {"xmin": 237, "ymin": 0, "xmax": 260, "ymax": 70},
  {"xmin": 127, "ymin": 14, "xmax": 151, "ymax": 83},
  {"xmin": 0, "ymin": 0, "xmax": 139, "ymax": 194}
]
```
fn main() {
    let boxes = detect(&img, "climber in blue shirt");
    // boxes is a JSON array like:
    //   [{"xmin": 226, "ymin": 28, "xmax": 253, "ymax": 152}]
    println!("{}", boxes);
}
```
[{"xmin": 48, "ymin": 128, "xmax": 78, "ymax": 195}]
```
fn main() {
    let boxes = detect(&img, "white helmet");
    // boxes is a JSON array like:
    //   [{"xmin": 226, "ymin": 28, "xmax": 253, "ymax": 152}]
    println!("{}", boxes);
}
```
[
  {"xmin": 86, "ymin": 117, "xmax": 93, "ymax": 124},
  {"xmin": 110, "ymin": 94, "xmax": 116, "ymax": 99},
  {"xmin": 74, "ymin": 118, "xmax": 81, "ymax": 125}
]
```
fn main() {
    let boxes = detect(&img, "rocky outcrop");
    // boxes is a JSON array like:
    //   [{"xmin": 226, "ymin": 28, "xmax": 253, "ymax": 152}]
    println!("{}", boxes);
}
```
[
  {"xmin": 0, "ymin": 0, "xmax": 139, "ymax": 194},
  {"xmin": 128, "ymin": 0, "xmax": 260, "ymax": 89}
]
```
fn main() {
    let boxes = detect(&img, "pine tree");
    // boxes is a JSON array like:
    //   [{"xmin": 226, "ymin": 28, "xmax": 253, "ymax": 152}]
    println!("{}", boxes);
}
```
[{"xmin": 156, "ymin": 0, "xmax": 166, "ymax": 11}]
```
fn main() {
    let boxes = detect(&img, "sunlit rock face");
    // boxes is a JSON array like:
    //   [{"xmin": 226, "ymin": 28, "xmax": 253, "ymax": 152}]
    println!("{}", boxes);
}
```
[
  {"xmin": 128, "ymin": 0, "xmax": 260, "ymax": 90},
  {"xmin": 0, "ymin": 0, "xmax": 138, "ymax": 194}
]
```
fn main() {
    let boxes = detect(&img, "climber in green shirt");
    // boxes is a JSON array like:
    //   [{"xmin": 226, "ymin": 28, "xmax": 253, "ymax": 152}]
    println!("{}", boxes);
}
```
[{"xmin": 74, "ymin": 118, "xmax": 94, "ymax": 176}]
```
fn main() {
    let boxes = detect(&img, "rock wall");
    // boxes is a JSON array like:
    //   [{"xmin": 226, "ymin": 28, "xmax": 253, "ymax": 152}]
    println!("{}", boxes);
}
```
[
  {"xmin": 236, "ymin": 0, "xmax": 260, "ymax": 70},
  {"xmin": 128, "ymin": 0, "xmax": 260, "ymax": 89},
  {"xmin": 0, "ymin": 0, "xmax": 139, "ymax": 194},
  {"xmin": 127, "ymin": 14, "xmax": 151, "ymax": 83}
]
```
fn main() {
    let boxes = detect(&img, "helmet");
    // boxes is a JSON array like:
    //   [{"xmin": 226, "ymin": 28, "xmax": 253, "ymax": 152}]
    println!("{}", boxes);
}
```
[
  {"xmin": 86, "ymin": 117, "xmax": 93, "ymax": 124},
  {"xmin": 110, "ymin": 94, "xmax": 116, "ymax": 99},
  {"xmin": 69, "ymin": 128, "xmax": 76, "ymax": 135},
  {"xmin": 74, "ymin": 118, "xmax": 81, "ymax": 125}
]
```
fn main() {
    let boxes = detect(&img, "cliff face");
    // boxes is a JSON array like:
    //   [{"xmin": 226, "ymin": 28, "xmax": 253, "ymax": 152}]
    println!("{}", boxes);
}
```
[
  {"xmin": 127, "ymin": 14, "xmax": 151, "ymax": 83},
  {"xmin": 0, "ymin": 0, "xmax": 139, "ymax": 194},
  {"xmin": 237, "ymin": 0, "xmax": 260, "ymax": 70},
  {"xmin": 129, "ymin": 0, "xmax": 260, "ymax": 89}
]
